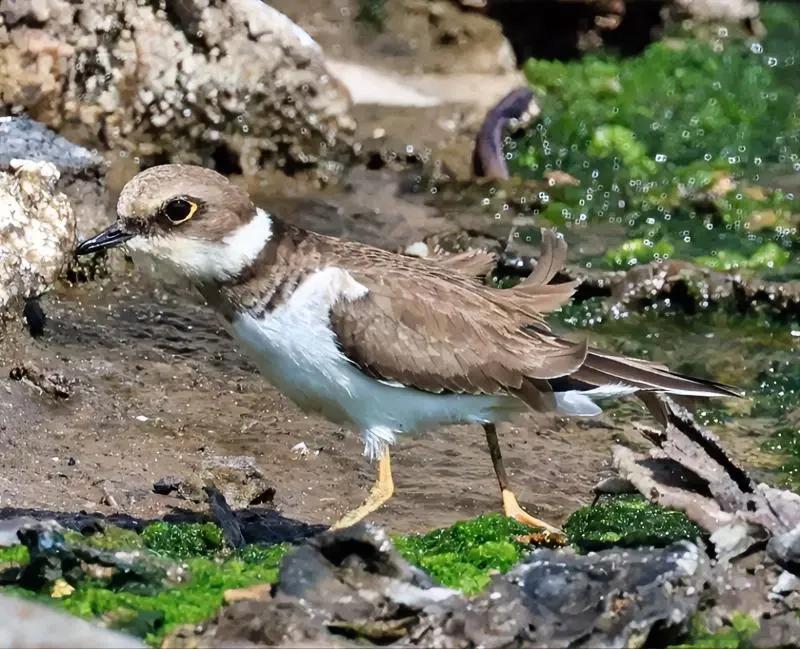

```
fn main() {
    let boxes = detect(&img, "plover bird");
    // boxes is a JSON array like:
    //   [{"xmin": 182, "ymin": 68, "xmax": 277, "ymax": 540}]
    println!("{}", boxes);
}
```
[{"xmin": 76, "ymin": 164, "xmax": 738, "ymax": 532}]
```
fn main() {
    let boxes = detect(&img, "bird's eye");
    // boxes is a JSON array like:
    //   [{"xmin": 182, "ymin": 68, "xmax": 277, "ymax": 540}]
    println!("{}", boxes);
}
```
[{"xmin": 163, "ymin": 198, "xmax": 197, "ymax": 224}]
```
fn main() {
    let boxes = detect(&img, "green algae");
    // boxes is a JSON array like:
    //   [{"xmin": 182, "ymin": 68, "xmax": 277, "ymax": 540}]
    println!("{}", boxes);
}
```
[
  {"xmin": 58, "ymin": 547, "xmax": 287, "ymax": 644},
  {"xmin": 141, "ymin": 522, "xmax": 223, "ymax": 559},
  {"xmin": 672, "ymin": 613, "xmax": 759, "ymax": 649},
  {"xmin": 393, "ymin": 514, "xmax": 530, "ymax": 594},
  {"xmin": 508, "ymin": 7, "xmax": 800, "ymax": 273},
  {"xmin": 604, "ymin": 237, "xmax": 675, "ymax": 268},
  {"xmin": 763, "ymin": 426, "xmax": 800, "ymax": 490},
  {"xmin": 0, "ymin": 517, "xmax": 539, "ymax": 643},
  {"xmin": 0, "ymin": 522, "xmax": 289, "ymax": 646},
  {"xmin": 356, "ymin": 0, "xmax": 387, "ymax": 31},
  {"xmin": 564, "ymin": 495, "xmax": 702, "ymax": 553},
  {"xmin": 0, "ymin": 544, "xmax": 29, "ymax": 566},
  {"xmin": 519, "ymin": 38, "xmax": 798, "ymax": 175},
  {"xmin": 70, "ymin": 526, "xmax": 143, "ymax": 551}
]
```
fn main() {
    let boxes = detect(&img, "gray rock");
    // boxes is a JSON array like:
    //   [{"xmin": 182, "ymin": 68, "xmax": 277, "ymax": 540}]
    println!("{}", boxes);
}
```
[
  {"xmin": 175, "ymin": 455, "xmax": 275, "ymax": 510},
  {"xmin": 751, "ymin": 612, "xmax": 800, "ymax": 649},
  {"xmin": 0, "ymin": 593, "xmax": 143, "ymax": 648},
  {"xmin": 0, "ymin": 117, "xmax": 111, "ymax": 275},
  {"xmin": 0, "ymin": 0, "xmax": 354, "ymax": 174},
  {"xmin": 0, "ymin": 517, "xmax": 62, "ymax": 547},
  {"xmin": 470, "ymin": 542, "xmax": 707, "ymax": 648},
  {"xmin": 0, "ymin": 159, "xmax": 75, "ymax": 323},
  {"xmin": 667, "ymin": 0, "xmax": 761, "ymax": 26},
  {"xmin": 180, "ymin": 526, "xmax": 708, "ymax": 648},
  {"xmin": 0, "ymin": 117, "xmax": 103, "ymax": 178},
  {"xmin": 768, "ymin": 524, "xmax": 800, "ymax": 574}
]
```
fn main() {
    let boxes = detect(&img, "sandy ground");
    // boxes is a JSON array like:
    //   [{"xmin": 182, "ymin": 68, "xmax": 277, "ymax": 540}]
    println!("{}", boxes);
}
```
[{"xmin": 0, "ymin": 268, "xmax": 623, "ymax": 534}]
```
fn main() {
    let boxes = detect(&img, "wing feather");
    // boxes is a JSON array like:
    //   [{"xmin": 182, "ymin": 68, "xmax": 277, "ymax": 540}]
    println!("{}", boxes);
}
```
[
  {"xmin": 435, "ymin": 249, "xmax": 498, "ymax": 277},
  {"xmin": 329, "ymin": 267, "xmax": 586, "ymax": 397}
]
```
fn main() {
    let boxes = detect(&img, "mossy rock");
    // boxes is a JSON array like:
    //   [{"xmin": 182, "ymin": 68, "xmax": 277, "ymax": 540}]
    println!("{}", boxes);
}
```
[
  {"xmin": 0, "ymin": 522, "xmax": 289, "ymax": 646},
  {"xmin": 564, "ymin": 494, "xmax": 702, "ymax": 553}
]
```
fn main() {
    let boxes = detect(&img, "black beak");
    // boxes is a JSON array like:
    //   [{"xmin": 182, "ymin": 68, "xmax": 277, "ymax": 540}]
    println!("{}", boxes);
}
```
[{"xmin": 75, "ymin": 225, "xmax": 135, "ymax": 255}]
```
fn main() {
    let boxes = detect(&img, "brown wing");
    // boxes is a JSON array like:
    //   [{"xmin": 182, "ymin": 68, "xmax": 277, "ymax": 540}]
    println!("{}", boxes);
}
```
[
  {"xmin": 434, "ymin": 249, "xmax": 498, "ymax": 277},
  {"xmin": 328, "ymin": 267, "xmax": 587, "ymax": 399}
]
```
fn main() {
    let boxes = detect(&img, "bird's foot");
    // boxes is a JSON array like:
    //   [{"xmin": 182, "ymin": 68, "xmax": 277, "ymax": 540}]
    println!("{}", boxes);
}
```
[
  {"xmin": 330, "ymin": 452, "xmax": 394, "ymax": 530},
  {"xmin": 329, "ymin": 481, "xmax": 394, "ymax": 530},
  {"xmin": 502, "ymin": 488, "xmax": 566, "ymax": 543}
]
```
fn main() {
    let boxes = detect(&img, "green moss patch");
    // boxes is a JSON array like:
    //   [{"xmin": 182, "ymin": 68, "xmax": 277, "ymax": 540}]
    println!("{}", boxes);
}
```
[
  {"xmin": 0, "ymin": 523, "xmax": 289, "ymax": 646},
  {"xmin": 393, "ymin": 514, "xmax": 531, "ymax": 594},
  {"xmin": 0, "ymin": 544, "xmax": 30, "ymax": 566},
  {"xmin": 672, "ymin": 613, "xmax": 759, "ymax": 649},
  {"xmin": 58, "ymin": 547, "xmax": 287, "ymax": 643},
  {"xmin": 565, "ymin": 495, "xmax": 702, "ymax": 552},
  {"xmin": 508, "ymin": 6, "xmax": 800, "ymax": 274},
  {"xmin": 763, "ymin": 426, "xmax": 800, "ymax": 491},
  {"xmin": 141, "ymin": 522, "xmax": 224, "ymax": 559}
]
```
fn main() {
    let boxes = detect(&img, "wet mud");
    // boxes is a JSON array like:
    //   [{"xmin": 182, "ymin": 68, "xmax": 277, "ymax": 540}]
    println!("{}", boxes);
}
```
[{"xmin": 0, "ymin": 267, "xmax": 618, "ymax": 534}]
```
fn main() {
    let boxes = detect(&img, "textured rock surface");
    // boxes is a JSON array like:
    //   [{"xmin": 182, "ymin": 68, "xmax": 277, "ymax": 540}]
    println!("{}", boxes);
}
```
[
  {"xmin": 0, "ymin": 593, "xmax": 143, "ymax": 648},
  {"xmin": 0, "ymin": 117, "xmax": 107, "ymax": 248},
  {"xmin": 171, "ymin": 525, "xmax": 707, "ymax": 648},
  {"xmin": 0, "ymin": 0, "xmax": 354, "ymax": 174},
  {"xmin": 0, "ymin": 159, "xmax": 75, "ymax": 322},
  {"xmin": 273, "ymin": 0, "xmax": 517, "ymax": 75}
]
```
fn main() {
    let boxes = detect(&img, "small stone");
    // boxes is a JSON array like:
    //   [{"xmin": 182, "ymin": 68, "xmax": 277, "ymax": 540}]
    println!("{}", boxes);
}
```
[
  {"xmin": 223, "ymin": 583, "xmax": 272, "ymax": 604},
  {"xmin": 153, "ymin": 476, "xmax": 182, "ymax": 496},
  {"xmin": 291, "ymin": 441, "xmax": 310, "ymax": 458},
  {"xmin": 404, "ymin": 242, "xmax": 430, "ymax": 258},
  {"xmin": 771, "ymin": 570, "xmax": 800, "ymax": 597},
  {"xmin": 51, "ymin": 578, "xmax": 75, "ymax": 599}
]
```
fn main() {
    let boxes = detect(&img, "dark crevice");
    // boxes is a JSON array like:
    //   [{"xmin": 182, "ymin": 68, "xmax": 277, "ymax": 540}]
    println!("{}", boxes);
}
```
[
  {"xmin": 483, "ymin": 0, "xmax": 667, "ymax": 62},
  {"xmin": 144, "ymin": 0, "xmax": 205, "ymax": 50},
  {"xmin": 667, "ymin": 411, "xmax": 754, "ymax": 494},
  {"xmin": 211, "ymin": 144, "xmax": 243, "ymax": 175}
]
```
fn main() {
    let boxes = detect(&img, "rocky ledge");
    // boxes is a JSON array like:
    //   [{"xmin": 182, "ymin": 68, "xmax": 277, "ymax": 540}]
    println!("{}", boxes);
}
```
[{"xmin": 0, "ymin": 0, "xmax": 355, "ymax": 174}]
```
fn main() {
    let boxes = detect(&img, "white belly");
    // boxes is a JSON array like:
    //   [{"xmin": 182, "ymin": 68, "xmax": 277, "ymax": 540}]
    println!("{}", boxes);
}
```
[{"xmin": 229, "ymin": 268, "xmax": 522, "ymax": 458}]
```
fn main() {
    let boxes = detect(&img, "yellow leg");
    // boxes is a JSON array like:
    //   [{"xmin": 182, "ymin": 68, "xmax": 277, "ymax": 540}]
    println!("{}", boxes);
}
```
[
  {"xmin": 483, "ymin": 424, "xmax": 563, "ymax": 535},
  {"xmin": 330, "ymin": 451, "xmax": 394, "ymax": 530}
]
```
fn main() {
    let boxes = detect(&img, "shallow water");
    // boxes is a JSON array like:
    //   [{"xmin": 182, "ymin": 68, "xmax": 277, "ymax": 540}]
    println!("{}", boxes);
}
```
[{"xmin": 556, "ymin": 302, "xmax": 800, "ymax": 484}]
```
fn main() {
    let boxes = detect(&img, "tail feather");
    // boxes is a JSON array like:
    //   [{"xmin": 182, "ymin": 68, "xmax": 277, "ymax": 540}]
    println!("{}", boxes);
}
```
[
  {"xmin": 513, "ymin": 227, "xmax": 740, "ymax": 406},
  {"xmin": 572, "ymin": 349, "xmax": 741, "ymax": 399},
  {"xmin": 522, "ymin": 229, "xmax": 568, "ymax": 286}
]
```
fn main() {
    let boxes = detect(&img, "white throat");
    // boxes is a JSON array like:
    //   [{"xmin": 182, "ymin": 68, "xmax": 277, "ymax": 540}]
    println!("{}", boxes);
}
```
[{"xmin": 127, "ymin": 207, "xmax": 273, "ymax": 282}]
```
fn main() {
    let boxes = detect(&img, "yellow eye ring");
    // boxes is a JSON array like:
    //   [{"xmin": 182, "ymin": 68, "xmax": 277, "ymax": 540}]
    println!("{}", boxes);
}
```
[{"xmin": 163, "ymin": 198, "xmax": 198, "ymax": 224}]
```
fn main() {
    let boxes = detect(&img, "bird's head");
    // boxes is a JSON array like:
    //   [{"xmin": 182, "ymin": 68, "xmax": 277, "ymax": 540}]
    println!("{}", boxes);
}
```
[{"xmin": 76, "ymin": 164, "xmax": 272, "ymax": 282}]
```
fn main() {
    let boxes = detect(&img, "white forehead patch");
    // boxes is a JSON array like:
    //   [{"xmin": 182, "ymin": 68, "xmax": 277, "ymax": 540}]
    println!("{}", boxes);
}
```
[{"xmin": 126, "ymin": 207, "xmax": 272, "ymax": 281}]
